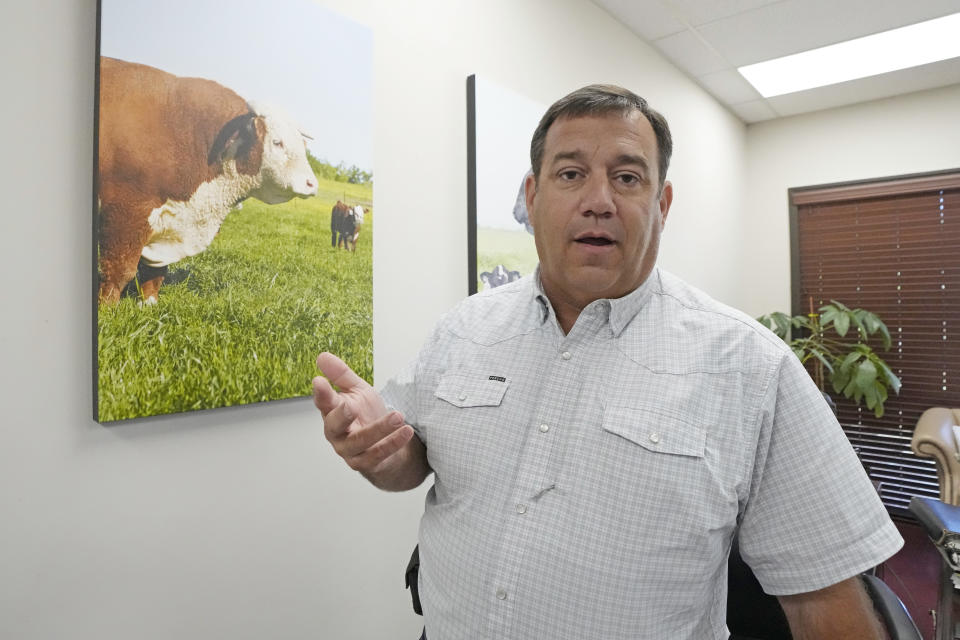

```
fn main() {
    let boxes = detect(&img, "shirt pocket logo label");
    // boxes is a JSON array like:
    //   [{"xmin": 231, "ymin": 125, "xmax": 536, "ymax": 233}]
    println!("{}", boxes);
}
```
[{"xmin": 435, "ymin": 373, "xmax": 510, "ymax": 408}]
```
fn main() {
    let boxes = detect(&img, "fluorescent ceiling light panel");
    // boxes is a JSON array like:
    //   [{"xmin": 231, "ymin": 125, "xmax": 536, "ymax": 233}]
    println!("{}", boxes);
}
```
[{"xmin": 738, "ymin": 12, "xmax": 960, "ymax": 97}]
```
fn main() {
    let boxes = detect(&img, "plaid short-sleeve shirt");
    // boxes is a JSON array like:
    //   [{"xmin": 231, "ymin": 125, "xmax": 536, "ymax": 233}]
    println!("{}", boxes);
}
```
[{"xmin": 382, "ymin": 267, "xmax": 903, "ymax": 640}]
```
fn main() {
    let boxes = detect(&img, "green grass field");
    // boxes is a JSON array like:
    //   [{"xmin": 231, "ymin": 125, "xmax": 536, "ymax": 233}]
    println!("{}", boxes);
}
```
[
  {"xmin": 477, "ymin": 226, "xmax": 538, "ymax": 290},
  {"xmin": 96, "ymin": 178, "xmax": 372, "ymax": 422}
]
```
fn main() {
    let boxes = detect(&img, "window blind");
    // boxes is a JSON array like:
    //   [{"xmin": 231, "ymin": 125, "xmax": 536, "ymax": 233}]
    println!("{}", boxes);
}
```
[{"xmin": 791, "ymin": 172, "xmax": 960, "ymax": 516}]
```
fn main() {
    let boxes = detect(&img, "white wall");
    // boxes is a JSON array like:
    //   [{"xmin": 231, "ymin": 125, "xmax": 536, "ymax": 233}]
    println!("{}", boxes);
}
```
[
  {"xmin": 742, "ymin": 84, "xmax": 960, "ymax": 317},
  {"xmin": 0, "ymin": 0, "xmax": 745, "ymax": 638}
]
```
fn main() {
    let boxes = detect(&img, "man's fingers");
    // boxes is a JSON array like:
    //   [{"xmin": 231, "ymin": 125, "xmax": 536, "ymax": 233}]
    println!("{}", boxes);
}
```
[
  {"xmin": 346, "ymin": 424, "xmax": 416, "ymax": 472},
  {"xmin": 316, "ymin": 352, "xmax": 367, "ymax": 393},
  {"xmin": 339, "ymin": 411, "xmax": 404, "ymax": 458},
  {"xmin": 312, "ymin": 375, "xmax": 341, "ymax": 415}
]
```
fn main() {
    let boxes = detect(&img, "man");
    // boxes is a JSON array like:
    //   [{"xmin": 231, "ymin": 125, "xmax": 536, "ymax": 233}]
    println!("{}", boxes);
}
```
[{"xmin": 313, "ymin": 85, "xmax": 903, "ymax": 639}]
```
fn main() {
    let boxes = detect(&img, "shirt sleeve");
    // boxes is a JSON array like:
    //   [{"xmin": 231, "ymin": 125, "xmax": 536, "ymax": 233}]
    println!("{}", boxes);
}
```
[
  {"xmin": 380, "ymin": 318, "xmax": 447, "ymax": 448},
  {"xmin": 736, "ymin": 351, "xmax": 904, "ymax": 595}
]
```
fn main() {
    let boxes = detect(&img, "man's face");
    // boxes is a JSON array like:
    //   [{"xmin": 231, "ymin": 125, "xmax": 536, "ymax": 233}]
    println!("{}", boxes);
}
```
[{"xmin": 525, "ymin": 111, "xmax": 673, "ymax": 311}]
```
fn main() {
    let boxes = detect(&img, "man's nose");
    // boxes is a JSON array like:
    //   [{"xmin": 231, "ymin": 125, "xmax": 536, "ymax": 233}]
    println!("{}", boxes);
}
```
[{"xmin": 580, "ymin": 174, "xmax": 615, "ymax": 218}]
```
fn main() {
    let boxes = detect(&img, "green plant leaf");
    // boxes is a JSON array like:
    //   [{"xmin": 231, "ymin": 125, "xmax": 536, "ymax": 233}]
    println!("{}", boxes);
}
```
[
  {"xmin": 850, "ymin": 309, "xmax": 869, "ymax": 342},
  {"xmin": 876, "ymin": 359, "xmax": 902, "ymax": 395},
  {"xmin": 807, "ymin": 347, "xmax": 835, "ymax": 373},
  {"xmin": 854, "ymin": 359, "xmax": 878, "ymax": 389},
  {"xmin": 831, "ymin": 367, "xmax": 850, "ymax": 394},
  {"xmin": 840, "ymin": 350, "xmax": 862, "ymax": 371},
  {"xmin": 872, "ymin": 381, "xmax": 887, "ymax": 418},
  {"xmin": 843, "ymin": 375, "xmax": 864, "ymax": 404},
  {"xmin": 875, "ymin": 380, "xmax": 888, "ymax": 405},
  {"xmin": 862, "ymin": 312, "xmax": 881, "ymax": 334},
  {"xmin": 819, "ymin": 305, "xmax": 838, "ymax": 328},
  {"xmin": 863, "ymin": 381, "xmax": 879, "ymax": 410},
  {"xmin": 757, "ymin": 311, "xmax": 795, "ymax": 341},
  {"xmin": 773, "ymin": 313, "xmax": 793, "ymax": 339},
  {"xmin": 761, "ymin": 300, "xmax": 897, "ymax": 418},
  {"xmin": 833, "ymin": 311, "xmax": 850, "ymax": 338}
]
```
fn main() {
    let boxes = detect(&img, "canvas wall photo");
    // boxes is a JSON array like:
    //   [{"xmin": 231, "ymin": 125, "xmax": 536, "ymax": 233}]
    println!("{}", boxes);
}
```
[
  {"xmin": 95, "ymin": 0, "xmax": 373, "ymax": 422},
  {"xmin": 469, "ymin": 75, "xmax": 545, "ymax": 294}
]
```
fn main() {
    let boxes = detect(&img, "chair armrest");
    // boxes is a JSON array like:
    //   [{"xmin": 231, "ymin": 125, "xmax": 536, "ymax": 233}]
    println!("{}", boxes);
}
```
[
  {"xmin": 861, "ymin": 574, "xmax": 923, "ymax": 640},
  {"xmin": 910, "ymin": 496, "xmax": 960, "ymax": 542},
  {"xmin": 910, "ymin": 496, "xmax": 960, "ymax": 573}
]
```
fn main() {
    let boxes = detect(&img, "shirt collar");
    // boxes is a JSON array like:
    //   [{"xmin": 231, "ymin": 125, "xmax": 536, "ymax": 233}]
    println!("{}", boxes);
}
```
[{"xmin": 531, "ymin": 266, "xmax": 659, "ymax": 337}]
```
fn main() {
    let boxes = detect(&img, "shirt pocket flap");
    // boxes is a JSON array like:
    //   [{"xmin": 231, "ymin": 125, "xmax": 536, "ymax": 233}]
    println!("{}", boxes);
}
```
[
  {"xmin": 602, "ymin": 405, "xmax": 706, "ymax": 458},
  {"xmin": 435, "ymin": 373, "xmax": 509, "ymax": 408}
]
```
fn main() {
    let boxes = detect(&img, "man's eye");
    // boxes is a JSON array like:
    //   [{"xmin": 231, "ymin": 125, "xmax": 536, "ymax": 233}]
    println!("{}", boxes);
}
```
[
  {"xmin": 617, "ymin": 174, "xmax": 640, "ymax": 185},
  {"xmin": 559, "ymin": 170, "xmax": 580, "ymax": 180}
]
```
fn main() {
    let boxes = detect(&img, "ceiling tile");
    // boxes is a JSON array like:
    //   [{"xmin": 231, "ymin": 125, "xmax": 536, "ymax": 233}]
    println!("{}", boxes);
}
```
[
  {"xmin": 664, "ymin": 0, "xmax": 782, "ymax": 27},
  {"xmin": 654, "ymin": 29, "xmax": 728, "ymax": 76},
  {"xmin": 696, "ymin": 69, "xmax": 763, "ymax": 105},
  {"xmin": 695, "ymin": 0, "xmax": 960, "ymax": 66},
  {"xmin": 729, "ymin": 99, "xmax": 778, "ymax": 123},
  {"xmin": 592, "ymin": 0, "xmax": 685, "ymax": 40},
  {"xmin": 598, "ymin": 0, "xmax": 960, "ymax": 122}
]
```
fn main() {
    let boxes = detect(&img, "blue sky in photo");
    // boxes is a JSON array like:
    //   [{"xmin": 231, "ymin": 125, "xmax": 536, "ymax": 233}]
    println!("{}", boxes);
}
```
[
  {"xmin": 100, "ymin": 0, "xmax": 373, "ymax": 171},
  {"xmin": 475, "ymin": 76, "xmax": 544, "ymax": 230}
]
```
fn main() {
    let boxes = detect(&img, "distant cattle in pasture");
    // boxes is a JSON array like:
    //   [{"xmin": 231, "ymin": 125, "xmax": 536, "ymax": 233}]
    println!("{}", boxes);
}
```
[
  {"xmin": 330, "ymin": 201, "xmax": 352, "ymax": 248},
  {"xmin": 96, "ymin": 57, "xmax": 318, "ymax": 304},
  {"xmin": 330, "ymin": 201, "xmax": 367, "ymax": 251},
  {"xmin": 479, "ymin": 264, "xmax": 521, "ymax": 290}
]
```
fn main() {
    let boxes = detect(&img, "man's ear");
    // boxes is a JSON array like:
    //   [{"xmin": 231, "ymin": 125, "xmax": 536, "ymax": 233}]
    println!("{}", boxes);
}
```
[
  {"xmin": 524, "ymin": 172, "xmax": 538, "ymax": 229},
  {"xmin": 658, "ymin": 180, "xmax": 673, "ymax": 229}
]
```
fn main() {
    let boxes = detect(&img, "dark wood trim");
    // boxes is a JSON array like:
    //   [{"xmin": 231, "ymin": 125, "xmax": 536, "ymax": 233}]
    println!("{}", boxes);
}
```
[
  {"xmin": 790, "ymin": 169, "xmax": 960, "ymax": 206},
  {"xmin": 789, "ymin": 199, "xmax": 802, "ymax": 317},
  {"xmin": 466, "ymin": 74, "xmax": 478, "ymax": 296},
  {"xmin": 92, "ymin": 0, "xmax": 103, "ymax": 422}
]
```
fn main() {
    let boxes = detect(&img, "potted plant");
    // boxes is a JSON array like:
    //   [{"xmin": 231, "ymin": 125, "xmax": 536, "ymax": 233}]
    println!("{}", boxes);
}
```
[{"xmin": 757, "ymin": 300, "xmax": 901, "ymax": 418}]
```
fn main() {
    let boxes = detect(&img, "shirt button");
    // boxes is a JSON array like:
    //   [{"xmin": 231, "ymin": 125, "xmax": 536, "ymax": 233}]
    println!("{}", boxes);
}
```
[
  {"xmin": 539, "ymin": 423, "xmax": 550, "ymax": 433},
  {"xmin": 649, "ymin": 433, "xmax": 661, "ymax": 444},
  {"xmin": 561, "ymin": 351, "xmax": 572, "ymax": 360},
  {"xmin": 457, "ymin": 393, "xmax": 466, "ymax": 401},
  {"xmin": 516, "ymin": 504, "xmax": 527, "ymax": 514},
  {"xmin": 496, "ymin": 588, "xmax": 508, "ymax": 600}
]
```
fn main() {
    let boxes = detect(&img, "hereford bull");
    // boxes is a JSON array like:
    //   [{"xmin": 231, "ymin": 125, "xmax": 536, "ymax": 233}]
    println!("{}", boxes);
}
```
[{"xmin": 97, "ymin": 57, "xmax": 318, "ymax": 304}]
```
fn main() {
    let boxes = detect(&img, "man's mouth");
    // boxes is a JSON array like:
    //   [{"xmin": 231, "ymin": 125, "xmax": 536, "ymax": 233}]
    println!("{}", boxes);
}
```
[{"xmin": 576, "ymin": 236, "xmax": 615, "ymax": 246}]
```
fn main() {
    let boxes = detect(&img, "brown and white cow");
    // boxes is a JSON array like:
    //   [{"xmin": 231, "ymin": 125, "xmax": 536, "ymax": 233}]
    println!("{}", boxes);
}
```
[
  {"xmin": 330, "ymin": 201, "xmax": 366, "ymax": 252},
  {"xmin": 330, "ymin": 200, "xmax": 352, "ymax": 249},
  {"xmin": 345, "ymin": 205, "xmax": 366, "ymax": 251},
  {"xmin": 96, "ymin": 57, "xmax": 318, "ymax": 304}
]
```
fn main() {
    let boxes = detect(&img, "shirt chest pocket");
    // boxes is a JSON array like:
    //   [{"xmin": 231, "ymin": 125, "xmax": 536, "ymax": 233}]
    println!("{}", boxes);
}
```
[
  {"xmin": 601, "ymin": 404, "xmax": 706, "ymax": 459},
  {"xmin": 435, "ymin": 373, "xmax": 509, "ymax": 408},
  {"xmin": 426, "ymin": 372, "xmax": 513, "ymax": 498}
]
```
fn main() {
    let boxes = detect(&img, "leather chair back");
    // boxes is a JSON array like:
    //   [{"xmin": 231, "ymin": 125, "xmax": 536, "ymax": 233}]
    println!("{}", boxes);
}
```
[{"xmin": 911, "ymin": 408, "xmax": 960, "ymax": 505}]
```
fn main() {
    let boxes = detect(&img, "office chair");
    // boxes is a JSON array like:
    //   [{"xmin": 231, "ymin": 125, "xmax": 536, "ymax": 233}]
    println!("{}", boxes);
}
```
[
  {"xmin": 726, "ymin": 537, "xmax": 921, "ymax": 640},
  {"xmin": 910, "ymin": 496, "xmax": 960, "ymax": 640},
  {"xmin": 405, "ymin": 541, "xmax": 922, "ymax": 640},
  {"xmin": 911, "ymin": 407, "xmax": 960, "ymax": 505}
]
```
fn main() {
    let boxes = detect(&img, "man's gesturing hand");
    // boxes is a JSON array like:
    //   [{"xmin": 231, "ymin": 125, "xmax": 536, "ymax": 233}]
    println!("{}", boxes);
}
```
[{"xmin": 313, "ymin": 352, "xmax": 427, "ymax": 489}]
